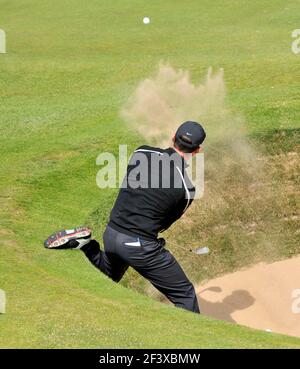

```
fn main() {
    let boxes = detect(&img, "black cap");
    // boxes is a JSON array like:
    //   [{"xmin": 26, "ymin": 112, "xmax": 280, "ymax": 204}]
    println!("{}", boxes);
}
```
[{"xmin": 175, "ymin": 121, "xmax": 206, "ymax": 151}]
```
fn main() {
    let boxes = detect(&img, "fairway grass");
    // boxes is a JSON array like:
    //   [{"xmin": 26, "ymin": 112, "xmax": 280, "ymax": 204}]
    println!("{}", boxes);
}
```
[{"xmin": 0, "ymin": 0, "xmax": 299, "ymax": 348}]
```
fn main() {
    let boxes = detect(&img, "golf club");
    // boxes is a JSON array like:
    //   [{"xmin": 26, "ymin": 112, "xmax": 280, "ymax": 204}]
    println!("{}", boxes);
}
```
[{"xmin": 167, "ymin": 240, "xmax": 210, "ymax": 255}]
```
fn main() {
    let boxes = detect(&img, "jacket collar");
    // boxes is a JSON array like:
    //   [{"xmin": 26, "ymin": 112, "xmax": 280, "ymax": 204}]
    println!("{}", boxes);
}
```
[{"xmin": 165, "ymin": 147, "xmax": 189, "ymax": 169}]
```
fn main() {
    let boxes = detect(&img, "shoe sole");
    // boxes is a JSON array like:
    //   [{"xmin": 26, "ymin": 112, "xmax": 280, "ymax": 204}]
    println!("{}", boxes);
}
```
[{"xmin": 44, "ymin": 226, "xmax": 92, "ymax": 249}]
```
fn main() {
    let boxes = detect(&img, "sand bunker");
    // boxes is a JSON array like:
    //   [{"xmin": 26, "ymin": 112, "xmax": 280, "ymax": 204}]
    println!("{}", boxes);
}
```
[{"xmin": 196, "ymin": 256, "xmax": 300, "ymax": 337}]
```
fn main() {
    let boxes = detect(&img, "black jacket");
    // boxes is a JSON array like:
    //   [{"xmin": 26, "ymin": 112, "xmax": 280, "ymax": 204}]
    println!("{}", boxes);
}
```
[{"xmin": 108, "ymin": 145, "xmax": 195, "ymax": 241}]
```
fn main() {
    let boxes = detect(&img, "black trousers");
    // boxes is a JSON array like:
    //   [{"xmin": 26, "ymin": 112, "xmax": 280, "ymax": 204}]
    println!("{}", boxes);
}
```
[{"xmin": 82, "ymin": 225, "xmax": 200, "ymax": 314}]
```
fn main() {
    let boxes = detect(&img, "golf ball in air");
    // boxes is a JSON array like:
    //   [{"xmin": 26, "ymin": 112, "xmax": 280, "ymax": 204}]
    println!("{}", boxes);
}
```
[{"xmin": 143, "ymin": 17, "xmax": 150, "ymax": 24}]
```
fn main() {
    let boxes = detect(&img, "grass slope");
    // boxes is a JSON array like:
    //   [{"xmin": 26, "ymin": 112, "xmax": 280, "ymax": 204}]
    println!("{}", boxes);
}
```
[{"xmin": 0, "ymin": 0, "xmax": 299, "ymax": 348}]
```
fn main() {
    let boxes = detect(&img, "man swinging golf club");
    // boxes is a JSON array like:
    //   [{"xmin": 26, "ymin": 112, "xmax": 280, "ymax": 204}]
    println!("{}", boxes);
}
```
[{"xmin": 44, "ymin": 121, "xmax": 206, "ymax": 314}]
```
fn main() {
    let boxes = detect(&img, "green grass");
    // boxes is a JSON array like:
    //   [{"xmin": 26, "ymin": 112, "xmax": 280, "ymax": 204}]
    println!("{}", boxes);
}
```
[{"xmin": 0, "ymin": 0, "xmax": 300, "ymax": 348}]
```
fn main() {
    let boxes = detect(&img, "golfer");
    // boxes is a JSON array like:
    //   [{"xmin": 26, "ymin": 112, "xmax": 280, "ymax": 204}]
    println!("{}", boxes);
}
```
[{"xmin": 45, "ymin": 121, "xmax": 206, "ymax": 314}]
